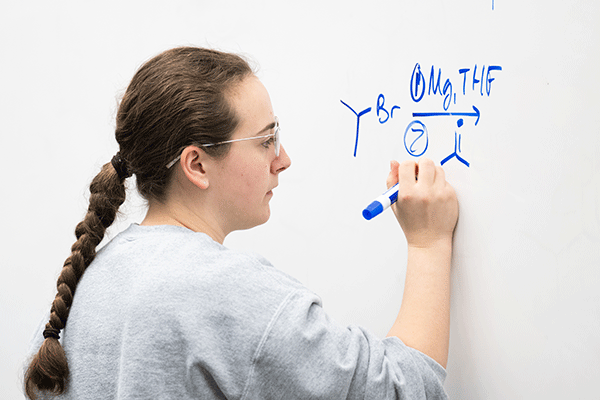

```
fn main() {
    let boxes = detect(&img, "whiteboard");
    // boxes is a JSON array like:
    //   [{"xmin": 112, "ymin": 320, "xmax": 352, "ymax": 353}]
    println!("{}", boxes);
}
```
[{"xmin": 2, "ymin": 1, "xmax": 599, "ymax": 399}]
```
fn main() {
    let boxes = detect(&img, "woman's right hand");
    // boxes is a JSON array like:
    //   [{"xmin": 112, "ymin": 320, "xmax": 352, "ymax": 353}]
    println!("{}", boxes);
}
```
[
  {"xmin": 386, "ymin": 158, "xmax": 458, "ymax": 248},
  {"xmin": 386, "ymin": 157, "xmax": 458, "ymax": 368}
]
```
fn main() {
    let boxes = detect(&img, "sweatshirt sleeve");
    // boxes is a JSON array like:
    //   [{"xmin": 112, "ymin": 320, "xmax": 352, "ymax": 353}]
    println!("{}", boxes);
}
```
[{"xmin": 241, "ymin": 289, "xmax": 448, "ymax": 400}]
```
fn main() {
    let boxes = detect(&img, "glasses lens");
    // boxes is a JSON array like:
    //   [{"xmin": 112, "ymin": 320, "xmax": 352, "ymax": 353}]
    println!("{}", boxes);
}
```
[{"xmin": 275, "ymin": 118, "xmax": 280, "ymax": 157}]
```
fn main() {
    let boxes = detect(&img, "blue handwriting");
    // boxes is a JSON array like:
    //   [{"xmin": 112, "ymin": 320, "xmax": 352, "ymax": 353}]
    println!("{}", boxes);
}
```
[{"xmin": 340, "ymin": 62, "xmax": 502, "ymax": 166}]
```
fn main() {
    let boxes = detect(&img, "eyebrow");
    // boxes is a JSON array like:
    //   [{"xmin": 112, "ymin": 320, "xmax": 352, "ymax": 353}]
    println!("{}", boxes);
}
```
[{"xmin": 252, "ymin": 121, "xmax": 276, "ymax": 137}]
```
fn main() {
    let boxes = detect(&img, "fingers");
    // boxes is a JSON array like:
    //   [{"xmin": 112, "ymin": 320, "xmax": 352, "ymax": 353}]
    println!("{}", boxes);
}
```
[
  {"xmin": 387, "ymin": 160, "xmax": 400, "ymax": 189},
  {"xmin": 390, "ymin": 157, "xmax": 449, "ymax": 192},
  {"xmin": 434, "ymin": 165, "xmax": 446, "ymax": 189},
  {"xmin": 416, "ymin": 157, "xmax": 436, "ymax": 186},
  {"xmin": 398, "ymin": 159, "xmax": 417, "ymax": 187},
  {"xmin": 389, "ymin": 157, "xmax": 458, "ymax": 247}
]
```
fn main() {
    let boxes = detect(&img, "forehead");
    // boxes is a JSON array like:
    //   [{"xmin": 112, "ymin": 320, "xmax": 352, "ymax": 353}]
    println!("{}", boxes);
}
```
[{"xmin": 228, "ymin": 75, "xmax": 274, "ymax": 138}]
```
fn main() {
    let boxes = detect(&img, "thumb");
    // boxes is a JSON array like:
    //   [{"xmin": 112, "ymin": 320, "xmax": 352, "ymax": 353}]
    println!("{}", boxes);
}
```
[{"xmin": 387, "ymin": 160, "xmax": 400, "ymax": 189}]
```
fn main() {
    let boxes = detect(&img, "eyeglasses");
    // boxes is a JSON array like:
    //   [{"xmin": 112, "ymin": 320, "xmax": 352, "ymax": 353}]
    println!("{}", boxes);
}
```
[{"xmin": 166, "ymin": 117, "xmax": 280, "ymax": 169}]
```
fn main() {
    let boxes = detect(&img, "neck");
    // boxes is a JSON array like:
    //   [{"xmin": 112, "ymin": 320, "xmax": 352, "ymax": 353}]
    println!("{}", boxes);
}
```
[{"xmin": 140, "ymin": 199, "xmax": 227, "ymax": 244}]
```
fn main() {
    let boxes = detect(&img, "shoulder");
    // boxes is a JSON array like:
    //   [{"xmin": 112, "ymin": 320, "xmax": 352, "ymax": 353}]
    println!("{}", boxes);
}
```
[{"xmin": 92, "ymin": 223, "xmax": 309, "ymax": 322}]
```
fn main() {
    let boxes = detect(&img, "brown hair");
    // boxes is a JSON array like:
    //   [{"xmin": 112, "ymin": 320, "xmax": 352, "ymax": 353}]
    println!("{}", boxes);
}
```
[{"xmin": 24, "ymin": 46, "xmax": 253, "ymax": 399}]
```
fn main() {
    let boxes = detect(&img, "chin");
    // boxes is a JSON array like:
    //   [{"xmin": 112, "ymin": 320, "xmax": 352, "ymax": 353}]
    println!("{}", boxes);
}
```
[
  {"xmin": 237, "ymin": 208, "xmax": 271, "ymax": 231},
  {"xmin": 256, "ymin": 209, "xmax": 271, "ymax": 226}
]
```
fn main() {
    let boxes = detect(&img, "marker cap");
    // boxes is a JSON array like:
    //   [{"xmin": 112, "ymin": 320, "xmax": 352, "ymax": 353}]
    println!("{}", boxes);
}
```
[{"xmin": 362, "ymin": 201, "xmax": 383, "ymax": 220}]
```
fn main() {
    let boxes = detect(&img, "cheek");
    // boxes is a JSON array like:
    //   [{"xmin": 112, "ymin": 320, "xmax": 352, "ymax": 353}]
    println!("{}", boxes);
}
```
[
  {"xmin": 249, "ymin": 164, "xmax": 271, "ymax": 193},
  {"xmin": 233, "ymin": 161, "xmax": 271, "ymax": 196}
]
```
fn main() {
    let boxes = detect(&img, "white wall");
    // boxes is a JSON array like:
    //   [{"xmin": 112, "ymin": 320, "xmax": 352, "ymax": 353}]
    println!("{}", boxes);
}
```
[{"xmin": 2, "ymin": 1, "xmax": 599, "ymax": 398}]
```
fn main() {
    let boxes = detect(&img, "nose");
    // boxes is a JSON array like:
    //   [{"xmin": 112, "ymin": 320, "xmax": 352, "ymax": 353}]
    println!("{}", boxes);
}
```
[{"xmin": 272, "ymin": 145, "xmax": 291, "ymax": 174}]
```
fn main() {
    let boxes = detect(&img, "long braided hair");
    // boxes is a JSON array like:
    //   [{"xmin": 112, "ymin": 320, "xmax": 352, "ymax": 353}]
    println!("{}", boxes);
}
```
[{"xmin": 24, "ymin": 46, "xmax": 253, "ymax": 398}]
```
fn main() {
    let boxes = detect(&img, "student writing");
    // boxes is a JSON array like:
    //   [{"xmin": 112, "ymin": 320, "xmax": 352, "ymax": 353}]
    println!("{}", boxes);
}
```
[{"xmin": 25, "ymin": 46, "xmax": 458, "ymax": 400}]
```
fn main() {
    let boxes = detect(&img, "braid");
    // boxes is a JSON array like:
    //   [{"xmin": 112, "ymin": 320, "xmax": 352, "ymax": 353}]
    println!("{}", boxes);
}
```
[
  {"xmin": 25, "ymin": 162, "xmax": 127, "ymax": 399},
  {"xmin": 25, "ymin": 46, "xmax": 253, "ymax": 398}
]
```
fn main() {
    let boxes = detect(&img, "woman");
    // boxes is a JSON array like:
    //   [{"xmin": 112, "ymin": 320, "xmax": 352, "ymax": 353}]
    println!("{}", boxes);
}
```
[{"xmin": 25, "ymin": 46, "xmax": 458, "ymax": 399}]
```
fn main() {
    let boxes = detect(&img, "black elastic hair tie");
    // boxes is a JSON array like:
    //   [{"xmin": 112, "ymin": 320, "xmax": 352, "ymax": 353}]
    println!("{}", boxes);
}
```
[
  {"xmin": 43, "ymin": 327, "xmax": 61, "ymax": 340},
  {"xmin": 111, "ymin": 152, "xmax": 131, "ymax": 180}
]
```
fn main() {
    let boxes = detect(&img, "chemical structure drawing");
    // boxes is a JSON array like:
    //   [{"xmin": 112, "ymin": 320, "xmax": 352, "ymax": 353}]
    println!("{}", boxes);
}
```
[
  {"xmin": 440, "ymin": 119, "xmax": 470, "ymax": 167},
  {"xmin": 340, "ymin": 62, "xmax": 502, "ymax": 168}
]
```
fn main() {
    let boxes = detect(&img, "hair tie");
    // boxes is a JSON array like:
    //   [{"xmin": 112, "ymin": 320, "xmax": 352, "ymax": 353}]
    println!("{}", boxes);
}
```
[
  {"xmin": 43, "ymin": 327, "xmax": 61, "ymax": 340},
  {"xmin": 111, "ymin": 152, "xmax": 132, "ymax": 180}
]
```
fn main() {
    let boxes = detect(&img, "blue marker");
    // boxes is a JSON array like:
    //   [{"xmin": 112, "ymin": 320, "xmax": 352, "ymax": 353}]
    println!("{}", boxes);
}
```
[{"xmin": 362, "ymin": 183, "xmax": 399, "ymax": 220}]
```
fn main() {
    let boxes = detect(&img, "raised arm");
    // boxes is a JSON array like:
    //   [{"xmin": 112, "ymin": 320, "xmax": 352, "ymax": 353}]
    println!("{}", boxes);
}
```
[{"xmin": 385, "ymin": 158, "xmax": 458, "ymax": 369}]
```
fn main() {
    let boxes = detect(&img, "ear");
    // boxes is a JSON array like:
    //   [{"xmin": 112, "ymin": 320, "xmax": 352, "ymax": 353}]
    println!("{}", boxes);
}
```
[{"xmin": 179, "ymin": 145, "xmax": 210, "ymax": 190}]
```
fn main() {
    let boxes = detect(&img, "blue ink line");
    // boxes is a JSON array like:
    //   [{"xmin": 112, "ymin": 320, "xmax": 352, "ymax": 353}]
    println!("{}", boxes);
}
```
[
  {"xmin": 404, "ymin": 120, "xmax": 428, "ymax": 157},
  {"xmin": 340, "ymin": 100, "xmax": 372, "ymax": 157},
  {"xmin": 410, "ymin": 128, "xmax": 426, "ymax": 154},
  {"xmin": 377, "ymin": 94, "xmax": 401, "ymax": 123},
  {"xmin": 412, "ymin": 105, "xmax": 480, "ymax": 125},
  {"xmin": 410, "ymin": 63, "xmax": 425, "ymax": 102},
  {"xmin": 441, "ymin": 131, "xmax": 470, "ymax": 167},
  {"xmin": 459, "ymin": 68, "xmax": 470, "ymax": 95},
  {"xmin": 377, "ymin": 94, "xmax": 389, "ymax": 123}
]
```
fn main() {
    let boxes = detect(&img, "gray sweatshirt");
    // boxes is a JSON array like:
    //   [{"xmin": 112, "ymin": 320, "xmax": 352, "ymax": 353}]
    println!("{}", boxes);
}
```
[{"xmin": 27, "ymin": 224, "xmax": 447, "ymax": 399}]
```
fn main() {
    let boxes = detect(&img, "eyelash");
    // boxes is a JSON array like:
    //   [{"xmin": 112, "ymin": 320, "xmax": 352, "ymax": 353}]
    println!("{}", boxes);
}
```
[{"xmin": 262, "ymin": 136, "xmax": 275, "ymax": 148}]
